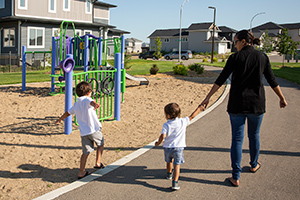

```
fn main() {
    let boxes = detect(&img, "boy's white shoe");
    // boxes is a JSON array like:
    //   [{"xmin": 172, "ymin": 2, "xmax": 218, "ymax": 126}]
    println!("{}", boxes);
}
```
[{"xmin": 172, "ymin": 181, "xmax": 180, "ymax": 190}]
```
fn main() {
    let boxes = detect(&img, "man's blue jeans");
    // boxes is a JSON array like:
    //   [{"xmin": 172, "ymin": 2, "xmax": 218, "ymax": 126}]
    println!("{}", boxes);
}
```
[{"xmin": 229, "ymin": 113, "xmax": 264, "ymax": 180}]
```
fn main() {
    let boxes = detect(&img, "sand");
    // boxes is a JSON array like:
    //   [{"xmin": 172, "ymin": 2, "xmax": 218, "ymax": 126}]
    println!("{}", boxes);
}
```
[{"xmin": 0, "ymin": 69, "xmax": 225, "ymax": 200}]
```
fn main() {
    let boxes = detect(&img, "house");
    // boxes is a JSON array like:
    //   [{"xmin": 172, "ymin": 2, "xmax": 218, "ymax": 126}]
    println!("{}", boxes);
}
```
[
  {"xmin": 280, "ymin": 22, "xmax": 300, "ymax": 49},
  {"xmin": 148, "ymin": 22, "xmax": 231, "ymax": 54},
  {"xmin": 125, "ymin": 37, "xmax": 142, "ymax": 53},
  {"xmin": 251, "ymin": 21, "xmax": 300, "ymax": 50},
  {"xmin": 218, "ymin": 26, "xmax": 237, "ymax": 51},
  {"xmin": 0, "ymin": 0, "xmax": 130, "ymax": 60}
]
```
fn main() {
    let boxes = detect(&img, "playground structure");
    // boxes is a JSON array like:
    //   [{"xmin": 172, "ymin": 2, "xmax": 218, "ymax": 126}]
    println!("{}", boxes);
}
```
[
  {"xmin": 21, "ymin": 20, "xmax": 149, "ymax": 134},
  {"xmin": 21, "ymin": 21, "xmax": 126, "ymax": 135}
]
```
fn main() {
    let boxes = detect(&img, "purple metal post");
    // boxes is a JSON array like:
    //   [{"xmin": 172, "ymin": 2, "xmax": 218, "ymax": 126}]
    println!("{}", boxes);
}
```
[
  {"xmin": 22, "ymin": 46, "xmax": 26, "ymax": 91},
  {"xmin": 114, "ymin": 53, "xmax": 121, "ymax": 121}
]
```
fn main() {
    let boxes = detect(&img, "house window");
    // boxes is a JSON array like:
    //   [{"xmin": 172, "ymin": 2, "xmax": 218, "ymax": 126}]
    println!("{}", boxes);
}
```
[
  {"xmin": 63, "ymin": 0, "xmax": 70, "ymax": 11},
  {"xmin": 75, "ymin": 29, "xmax": 81, "ymax": 36},
  {"xmin": 0, "ymin": 0, "xmax": 4, "ymax": 9},
  {"xmin": 28, "ymin": 27, "xmax": 45, "ymax": 48},
  {"xmin": 49, "ymin": 0, "xmax": 56, "ymax": 13},
  {"xmin": 164, "ymin": 38, "xmax": 170, "ymax": 43},
  {"xmin": 84, "ymin": 30, "xmax": 92, "ymax": 35},
  {"xmin": 18, "ymin": 0, "xmax": 27, "ymax": 10},
  {"xmin": 4, "ymin": 28, "xmax": 15, "ymax": 47},
  {"xmin": 86, "ymin": 0, "xmax": 91, "ymax": 14},
  {"xmin": 52, "ymin": 28, "xmax": 59, "ymax": 37}
]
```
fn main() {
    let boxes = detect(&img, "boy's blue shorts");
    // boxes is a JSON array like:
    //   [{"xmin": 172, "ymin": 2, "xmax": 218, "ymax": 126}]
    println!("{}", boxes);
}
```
[{"xmin": 163, "ymin": 147, "xmax": 185, "ymax": 165}]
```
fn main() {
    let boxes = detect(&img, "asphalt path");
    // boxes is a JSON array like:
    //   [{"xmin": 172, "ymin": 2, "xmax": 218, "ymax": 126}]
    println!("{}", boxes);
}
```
[{"xmin": 37, "ymin": 66, "xmax": 299, "ymax": 200}]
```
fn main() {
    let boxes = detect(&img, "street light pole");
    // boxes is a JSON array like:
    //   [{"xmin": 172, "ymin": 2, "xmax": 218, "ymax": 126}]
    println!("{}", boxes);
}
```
[
  {"xmin": 179, "ymin": 0, "xmax": 189, "ymax": 62},
  {"xmin": 208, "ymin": 6, "xmax": 216, "ymax": 63},
  {"xmin": 250, "ymin": 12, "xmax": 265, "ymax": 33}
]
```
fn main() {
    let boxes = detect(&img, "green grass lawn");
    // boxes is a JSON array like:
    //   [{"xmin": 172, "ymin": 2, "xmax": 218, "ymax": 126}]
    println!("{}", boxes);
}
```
[
  {"xmin": 0, "ymin": 70, "xmax": 52, "ymax": 85},
  {"xmin": 0, "ymin": 60, "xmax": 299, "ymax": 85},
  {"xmin": 109, "ymin": 59, "xmax": 177, "ymax": 75},
  {"xmin": 202, "ymin": 61, "xmax": 300, "ymax": 85}
]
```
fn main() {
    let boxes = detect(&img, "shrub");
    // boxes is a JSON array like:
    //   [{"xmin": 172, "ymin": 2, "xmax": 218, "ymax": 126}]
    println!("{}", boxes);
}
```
[
  {"xmin": 173, "ymin": 64, "xmax": 188, "ymax": 76},
  {"xmin": 188, "ymin": 63, "xmax": 197, "ymax": 71},
  {"xmin": 202, "ymin": 58, "xmax": 208, "ymax": 62},
  {"xmin": 150, "ymin": 64, "xmax": 159, "ymax": 75},
  {"xmin": 188, "ymin": 63, "xmax": 204, "ymax": 74},
  {"xmin": 196, "ymin": 65, "xmax": 204, "ymax": 74},
  {"xmin": 213, "ymin": 57, "xmax": 218, "ymax": 62}
]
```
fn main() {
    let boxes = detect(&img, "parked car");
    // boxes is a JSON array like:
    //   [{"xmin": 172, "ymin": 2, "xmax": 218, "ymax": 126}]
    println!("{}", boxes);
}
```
[
  {"xmin": 164, "ymin": 50, "xmax": 192, "ymax": 60},
  {"xmin": 139, "ymin": 51, "xmax": 159, "ymax": 60}
]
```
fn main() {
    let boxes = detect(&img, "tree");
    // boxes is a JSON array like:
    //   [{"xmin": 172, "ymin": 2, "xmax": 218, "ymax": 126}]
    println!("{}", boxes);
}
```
[
  {"xmin": 261, "ymin": 30, "xmax": 274, "ymax": 53},
  {"xmin": 152, "ymin": 37, "xmax": 162, "ymax": 59},
  {"xmin": 275, "ymin": 28, "xmax": 300, "ymax": 66}
]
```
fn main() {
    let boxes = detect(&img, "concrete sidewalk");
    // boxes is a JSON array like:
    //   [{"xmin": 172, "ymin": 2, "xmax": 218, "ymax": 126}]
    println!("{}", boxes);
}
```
[{"xmin": 37, "ymin": 67, "xmax": 300, "ymax": 200}]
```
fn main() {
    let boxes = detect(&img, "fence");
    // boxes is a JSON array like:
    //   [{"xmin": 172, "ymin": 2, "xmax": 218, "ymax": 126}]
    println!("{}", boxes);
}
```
[
  {"xmin": 0, "ymin": 52, "xmax": 20, "ymax": 72},
  {"xmin": 0, "ymin": 51, "xmax": 51, "ymax": 72}
]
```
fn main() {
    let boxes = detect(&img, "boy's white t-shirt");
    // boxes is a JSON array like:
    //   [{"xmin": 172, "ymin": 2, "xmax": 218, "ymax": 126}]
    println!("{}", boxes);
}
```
[
  {"xmin": 68, "ymin": 96, "xmax": 102, "ymax": 137},
  {"xmin": 161, "ymin": 117, "xmax": 190, "ymax": 148}
]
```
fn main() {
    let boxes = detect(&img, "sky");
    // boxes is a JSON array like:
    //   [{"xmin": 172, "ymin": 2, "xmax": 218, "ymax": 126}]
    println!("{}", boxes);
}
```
[{"xmin": 108, "ymin": 0, "xmax": 300, "ymax": 43}]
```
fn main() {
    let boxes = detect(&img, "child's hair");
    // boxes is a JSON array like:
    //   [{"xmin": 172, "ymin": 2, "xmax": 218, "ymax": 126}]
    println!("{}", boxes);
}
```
[
  {"xmin": 76, "ymin": 81, "xmax": 92, "ymax": 97},
  {"xmin": 164, "ymin": 103, "xmax": 181, "ymax": 120}
]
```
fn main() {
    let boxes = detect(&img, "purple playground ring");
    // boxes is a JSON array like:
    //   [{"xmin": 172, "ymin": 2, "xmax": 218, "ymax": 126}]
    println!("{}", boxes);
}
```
[{"xmin": 59, "ymin": 54, "xmax": 75, "ymax": 73}]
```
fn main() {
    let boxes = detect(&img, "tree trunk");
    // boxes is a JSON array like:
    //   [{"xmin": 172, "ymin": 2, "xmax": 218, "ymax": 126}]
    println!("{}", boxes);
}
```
[{"xmin": 282, "ymin": 54, "xmax": 285, "ymax": 67}]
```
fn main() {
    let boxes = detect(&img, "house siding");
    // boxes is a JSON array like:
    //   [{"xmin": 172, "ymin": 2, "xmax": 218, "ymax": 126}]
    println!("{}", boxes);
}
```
[
  {"xmin": 188, "ymin": 31, "xmax": 211, "ymax": 52},
  {"xmin": 149, "ymin": 37, "xmax": 189, "ymax": 52},
  {"xmin": 0, "ymin": 0, "xmax": 12, "ymax": 17},
  {"xmin": 94, "ymin": 5, "xmax": 109, "ymax": 24},
  {"xmin": 15, "ymin": 0, "xmax": 92, "ymax": 23},
  {"xmin": 287, "ymin": 29, "xmax": 300, "ymax": 49},
  {"xmin": 21, "ymin": 22, "xmax": 101, "ymax": 52}
]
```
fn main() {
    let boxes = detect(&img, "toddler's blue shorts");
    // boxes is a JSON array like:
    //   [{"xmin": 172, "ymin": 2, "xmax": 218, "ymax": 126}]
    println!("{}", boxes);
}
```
[{"xmin": 163, "ymin": 147, "xmax": 184, "ymax": 165}]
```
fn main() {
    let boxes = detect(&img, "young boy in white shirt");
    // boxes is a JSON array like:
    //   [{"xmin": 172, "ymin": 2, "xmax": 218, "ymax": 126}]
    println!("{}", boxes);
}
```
[
  {"xmin": 155, "ymin": 103, "xmax": 204, "ymax": 190},
  {"xmin": 55, "ymin": 81, "xmax": 104, "ymax": 179}
]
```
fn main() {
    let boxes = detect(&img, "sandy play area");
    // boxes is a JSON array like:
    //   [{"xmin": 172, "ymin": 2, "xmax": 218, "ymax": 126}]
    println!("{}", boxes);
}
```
[{"xmin": 0, "ymin": 69, "xmax": 225, "ymax": 200}]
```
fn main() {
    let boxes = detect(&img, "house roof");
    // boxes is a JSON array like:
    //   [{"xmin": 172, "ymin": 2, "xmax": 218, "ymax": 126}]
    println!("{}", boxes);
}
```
[
  {"xmin": 253, "ymin": 31, "xmax": 264, "ymax": 38},
  {"xmin": 94, "ymin": 1, "xmax": 117, "ymax": 8},
  {"xmin": 187, "ymin": 22, "xmax": 221, "ymax": 31},
  {"xmin": 205, "ymin": 36, "xmax": 229, "ymax": 43},
  {"xmin": 251, "ymin": 21, "xmax": 283, "ymax": 32},
  {"xmin": 148, "ymin": 22, "xmax": 225, "ymax": 38},
  {"xmin": 187, "ymin": 22, "xmax": 213, "ymax": 30},
  {"xmin": 0, "ymin": 16, "xmax": 116, "ymax": 28},
  {"xmin": 148, "ymin": 28, "xmax": 189, "ymax": 38},
  {"xmin": 280, "ymin": 22, "xmax": 300, "ymax": 29},
  {"xmin": 126, "ymin": 38, "xmax": 143, "ymax": 42},
  {"xmin": 108, "ymin": 28, "xmax": 130, "ymax": 34},
  {"xmin": 218, "ymin": 26, "xmax": 238, "ymax": 33}
]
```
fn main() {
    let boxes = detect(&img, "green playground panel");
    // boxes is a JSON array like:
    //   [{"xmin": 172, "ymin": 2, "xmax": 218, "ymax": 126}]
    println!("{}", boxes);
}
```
[{"xmin": 74, "ymin": 69, "xmax": 117, "ymax": 123}]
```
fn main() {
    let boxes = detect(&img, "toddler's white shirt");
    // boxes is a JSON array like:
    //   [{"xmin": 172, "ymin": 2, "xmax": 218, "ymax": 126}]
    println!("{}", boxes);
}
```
[{"xmin": 161, "ymin": 117, "xmax": 190, "ymax": 148}]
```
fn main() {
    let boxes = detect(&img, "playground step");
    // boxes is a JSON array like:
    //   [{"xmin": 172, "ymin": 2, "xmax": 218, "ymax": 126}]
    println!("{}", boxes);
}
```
[
  {"xmin": 53, "ymin": 82, "xmax": 66, "ymax": 87},
  {"xmin": 50, "ymin": 74, "xmax": 61, "ymax": 78}
]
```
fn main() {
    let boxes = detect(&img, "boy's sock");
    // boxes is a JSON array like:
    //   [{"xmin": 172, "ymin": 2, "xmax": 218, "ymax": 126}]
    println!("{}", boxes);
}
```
[
  {"xmin": 172, "ymin": 180, "xmax": 180, "ymax": 190},
  {"xmin": 166, "ymin": 172, "xmax": 173, "ymax": 180}
]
